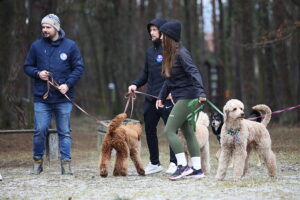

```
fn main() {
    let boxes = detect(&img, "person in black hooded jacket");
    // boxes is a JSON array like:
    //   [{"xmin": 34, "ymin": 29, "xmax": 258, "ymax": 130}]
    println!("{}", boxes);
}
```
[
  {"xmin": 156, "ymin": 19, "xmax": 206, "ymax": 180},
  {"xmin": 128, "ymin": 18, "xmax": 177, "ymax": 175}
]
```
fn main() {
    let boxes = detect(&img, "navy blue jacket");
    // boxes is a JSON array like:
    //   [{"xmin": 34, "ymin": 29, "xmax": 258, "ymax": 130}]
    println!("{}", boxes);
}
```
[
  {"xmin": 158, "ymin": 44, "xmax": 206, "ymax": 102},
  {"xmin": 132, "ymin": 18, "xmax": 167, "ymax": 102},
  {"xmin": 24, "ymin": 29, "xmax": 84, "ymax": 103}
]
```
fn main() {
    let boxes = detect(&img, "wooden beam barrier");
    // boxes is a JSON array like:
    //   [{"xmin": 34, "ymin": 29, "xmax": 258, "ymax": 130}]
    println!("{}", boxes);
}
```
[{"xmin": 0, "ymin": 129, "xmax": 59, "ymax": 162}]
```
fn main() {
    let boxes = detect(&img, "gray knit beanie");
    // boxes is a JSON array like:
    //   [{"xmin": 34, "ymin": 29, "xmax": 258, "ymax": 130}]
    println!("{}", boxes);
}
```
[{"xmin": 41, "ymin": 14, "xmax": 61, "ymax": 31}]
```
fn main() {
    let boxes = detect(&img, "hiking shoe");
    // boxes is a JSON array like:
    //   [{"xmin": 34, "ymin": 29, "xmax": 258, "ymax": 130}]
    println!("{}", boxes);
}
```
[
  {"xmin": 168, "ymin": 165, "xmax": 193, "ymax": 181},
  {"xmin": 186, "ymin": 168, "xmax": 205, "ymax": 178},
  {"xmin": 145, "ymin": 162, "xmax": 164, "ymax": 175},
  {"xmin": 165, "ymin": 162, "xmax": 177, "ymax": 174},
  {"xmin": 30, "ymin": 159, "xmax": 43, "ymax": 175},
  {"xmin": 61, "ymin": 160, "xmax": 73, "ymax": 175}
]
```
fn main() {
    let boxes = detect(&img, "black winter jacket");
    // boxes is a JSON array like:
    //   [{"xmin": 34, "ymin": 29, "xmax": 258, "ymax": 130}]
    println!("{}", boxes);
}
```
[
  {"xmin": 158, "ymin": 44, "xmax": 206, "ymax": 102},
  {"xmin": 132, "ymin": 18, "xmax": 167, "ymax": 102},
  {"xmin": 132, "ymin": 40, "xmax": 165, "ymax": 102}
]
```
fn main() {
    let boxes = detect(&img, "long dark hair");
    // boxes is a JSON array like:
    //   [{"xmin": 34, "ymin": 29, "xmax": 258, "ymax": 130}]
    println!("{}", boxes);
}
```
[{"xmin": 162, "ymin": 33, "xmax": 179, "ymax": 77}]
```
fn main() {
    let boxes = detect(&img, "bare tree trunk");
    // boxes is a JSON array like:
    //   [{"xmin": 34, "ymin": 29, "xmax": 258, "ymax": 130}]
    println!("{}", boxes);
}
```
[
  {"xmin": 2, "ymin": 1, "xmax": 29, "ymax": 128},
  {"xmin": 272, "ymin": 0, "xmax": 293, "ymax": 123},
  {"xmin": 231, "ymin": 1, "xmax": 243, "ymax": 99}
]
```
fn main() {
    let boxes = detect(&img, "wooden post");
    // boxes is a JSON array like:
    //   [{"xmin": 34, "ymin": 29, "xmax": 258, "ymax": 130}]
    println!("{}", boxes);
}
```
[
  {"xmin": 96, "ymin": 120, "xmax": 110, "ymax": 152},
  {"xmin": 46, "ymin": 133, "xmax": 59, "ymax": 161}
]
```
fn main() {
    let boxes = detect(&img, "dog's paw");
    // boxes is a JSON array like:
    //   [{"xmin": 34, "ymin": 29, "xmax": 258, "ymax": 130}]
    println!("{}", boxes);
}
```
[
  {"xmin": 113, "ymin": 170, "xmax": 127, "ymax": 176},
  {"xmin": 100, "ymin": 169, "xmax": 108, "ymax": 177},
  {"xmin": 138, "ymin": 169, "xmax": 145, "ymax": 176},
  {"xmin": 100, "ymin": 172, "xmax": 108, "ymax": 177}
]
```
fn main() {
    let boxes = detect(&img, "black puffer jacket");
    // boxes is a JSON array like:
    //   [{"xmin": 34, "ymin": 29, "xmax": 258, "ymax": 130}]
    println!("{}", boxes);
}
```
[{"xmin": 131, "ymin": 18, "xmax": 167, "ymax": 102}]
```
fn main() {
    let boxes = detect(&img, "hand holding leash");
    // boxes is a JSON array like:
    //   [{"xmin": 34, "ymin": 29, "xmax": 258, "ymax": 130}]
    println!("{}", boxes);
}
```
[
  {"xmin": 38, "ymin": 70, "xmax": 50, "ymax": 81},
  {"xmin": 58, "ymin": 84, "xmax": 69, "ymax": 94},
  {"xmin": 128, "ymin": 85, "xmax": 137, "ymax": 94},
  {"xmin": 199, "ymin": 97, "xmax": 206, "ymax": 103},
  {"xmin": 156, "ymin": 100, "xmax": 164, "ymax": 109}
]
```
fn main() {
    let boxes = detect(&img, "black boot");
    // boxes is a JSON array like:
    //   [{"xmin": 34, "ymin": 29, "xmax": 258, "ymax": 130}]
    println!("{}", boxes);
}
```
[
  {"xmin": 61, "ymin": 160, "xmax": 73, "ymax": 175},
  {"xmin": 30, "ymin": 159, "xmax": 43, "ymax": 175}
]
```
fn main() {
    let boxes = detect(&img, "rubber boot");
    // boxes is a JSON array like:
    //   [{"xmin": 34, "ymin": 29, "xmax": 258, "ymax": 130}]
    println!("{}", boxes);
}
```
[
  {"xmin": 30, "ymin": 159, "xmax": 43, "ymax": 175},
  {"xmin": 61, "ymin": 160, "xmax": 73, "ymax": 175}
]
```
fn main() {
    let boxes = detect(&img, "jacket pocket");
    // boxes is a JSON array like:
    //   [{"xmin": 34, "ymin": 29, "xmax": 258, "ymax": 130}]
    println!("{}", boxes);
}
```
[{"xmin": 33, "ymin": 80, "xmax": 47, "ymax": 96}]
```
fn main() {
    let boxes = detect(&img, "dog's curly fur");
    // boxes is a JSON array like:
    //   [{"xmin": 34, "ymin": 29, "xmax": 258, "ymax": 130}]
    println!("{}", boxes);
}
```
[
  {"xmin": 215, "ymin": 99, "xmax": 276, "ymax": 181},
  {"xmin": 213, "ymin": 110, "xmax": 265, "ymax": 167},
  {"xmin": 99, "ymin": 113, "xmax": 145, "ymax": 177},
  {"xmin": 179, "ymin": 111, "xmax": 210, "ymax": 175}
]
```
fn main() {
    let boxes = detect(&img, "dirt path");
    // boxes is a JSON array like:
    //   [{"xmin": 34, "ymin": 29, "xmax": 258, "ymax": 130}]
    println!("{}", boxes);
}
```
[
  {"xmin": 1, "ymin": 155, "xmax": 300, "ymax": 200},
  {"xmin": 1, "ymin": 122, "xmax": 299, "ymax": 199}
]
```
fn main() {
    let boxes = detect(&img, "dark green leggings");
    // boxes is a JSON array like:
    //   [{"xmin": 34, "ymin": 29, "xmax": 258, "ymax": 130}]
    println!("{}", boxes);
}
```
[{"xmin": 164, "ymin": 99, "xmax": 200, "ymax": 157}]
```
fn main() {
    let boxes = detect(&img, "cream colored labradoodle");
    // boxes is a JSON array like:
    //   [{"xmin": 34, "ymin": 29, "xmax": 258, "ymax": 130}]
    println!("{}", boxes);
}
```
[{"xmin": 215, "ymin": 99, "xmax": 276, "ymax": 181}]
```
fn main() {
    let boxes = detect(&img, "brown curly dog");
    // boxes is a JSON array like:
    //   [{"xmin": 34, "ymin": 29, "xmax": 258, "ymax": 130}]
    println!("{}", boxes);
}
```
[
  {"xmin": 99, "ymin": 113, "xmax": 145, "ymax": 177},
  {"xmin": 216, "ymin": 99, "xmax": 276, "ymax": 181}
]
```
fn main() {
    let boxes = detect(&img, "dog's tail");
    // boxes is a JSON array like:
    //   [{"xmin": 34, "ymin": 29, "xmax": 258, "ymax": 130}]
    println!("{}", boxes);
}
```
[
  {"xmin": 252, "ymin": 104, "xmax": 272, "ymax": 126},
  {"xmin": 108, "ymin": 113, "xmax": 127, "ymax": 133},
  {"xmin": 196, "ymin": 111, "xmax": 210, "ymax": 127}
]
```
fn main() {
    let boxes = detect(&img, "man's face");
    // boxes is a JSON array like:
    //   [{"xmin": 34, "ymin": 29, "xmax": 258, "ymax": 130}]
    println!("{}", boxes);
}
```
[
  {"xmin": 150, "ymin": 25, "xmax": 159, "ymax": 41},
  {"xmin": 42, "ymin": 24, "xmax": 57, "ymax": 39}
]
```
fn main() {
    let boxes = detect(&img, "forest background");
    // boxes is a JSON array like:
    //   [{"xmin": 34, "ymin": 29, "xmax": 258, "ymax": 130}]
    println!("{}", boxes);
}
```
[{"xmin": 0, "ymin": 0, "xmax": 299, "ymax": 129}]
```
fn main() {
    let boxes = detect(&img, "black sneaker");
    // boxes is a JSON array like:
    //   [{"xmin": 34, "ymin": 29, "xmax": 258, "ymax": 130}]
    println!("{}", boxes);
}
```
[
  {"xmin": 186, "ymin": 168, "xmax": 205, "ymax": 178},
  {"xmin": 168, "ymin": 165, "xmax": 193, "ymax": 181}
]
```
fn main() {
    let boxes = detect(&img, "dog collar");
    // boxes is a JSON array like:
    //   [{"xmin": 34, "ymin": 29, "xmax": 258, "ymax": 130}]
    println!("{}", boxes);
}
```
[
  {"xmin": 226, "ymin": 128, "xmax": 240, "ymax": 135},
  {"xmin": 226, "ymin": 128, "xmax": 240, "ymax": 143}
]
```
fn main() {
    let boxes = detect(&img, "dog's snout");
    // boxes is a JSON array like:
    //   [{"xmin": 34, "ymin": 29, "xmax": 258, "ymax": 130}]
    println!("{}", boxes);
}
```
[{"xmin": 241, "ymin": 112, "xmax": 245, "ymax": 117}]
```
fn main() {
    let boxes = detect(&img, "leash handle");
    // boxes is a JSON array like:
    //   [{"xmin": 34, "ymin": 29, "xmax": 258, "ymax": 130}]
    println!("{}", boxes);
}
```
[
  {"xmin": 124, "ymin": 93, "xmax": 136, "ymax": 118},
  {"xmin": 187, "ymin": 99, "xmax": 205, "ymax": 131}
]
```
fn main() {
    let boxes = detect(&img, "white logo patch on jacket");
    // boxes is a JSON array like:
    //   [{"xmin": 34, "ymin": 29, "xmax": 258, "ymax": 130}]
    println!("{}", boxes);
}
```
[{"xmin": 60, "ymin": 53, "xmax": 68, "ymax": 60}]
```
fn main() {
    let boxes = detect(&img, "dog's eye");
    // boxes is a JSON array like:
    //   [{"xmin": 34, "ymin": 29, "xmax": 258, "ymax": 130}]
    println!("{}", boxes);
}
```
[{"xmin": 233, "ymin": 108, "xmax": 237, "ymax": 111}]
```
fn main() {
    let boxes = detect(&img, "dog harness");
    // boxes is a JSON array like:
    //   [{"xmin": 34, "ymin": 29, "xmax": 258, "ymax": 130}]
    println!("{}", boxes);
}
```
[{"xmin": 226, "ymin": 128, "xmax": 240, "ymax": 143}]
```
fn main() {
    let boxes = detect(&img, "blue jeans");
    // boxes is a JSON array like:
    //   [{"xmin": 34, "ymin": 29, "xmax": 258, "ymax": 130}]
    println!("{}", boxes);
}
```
[{"xmin": 33, "ymin": 102, "xmax": 73, "ymax": 161}]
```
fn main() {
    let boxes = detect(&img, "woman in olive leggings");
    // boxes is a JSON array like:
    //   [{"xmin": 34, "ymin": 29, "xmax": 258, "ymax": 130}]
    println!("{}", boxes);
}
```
[{"xmin": 156, "ymin": 19, "xmax": 207, "ymax": 180}]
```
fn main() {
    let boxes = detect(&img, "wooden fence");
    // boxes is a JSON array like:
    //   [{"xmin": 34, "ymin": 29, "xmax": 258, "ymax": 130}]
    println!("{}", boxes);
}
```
[{"xmin": 0, "ymin": 129, "xmax": 59, "ymax": 161}]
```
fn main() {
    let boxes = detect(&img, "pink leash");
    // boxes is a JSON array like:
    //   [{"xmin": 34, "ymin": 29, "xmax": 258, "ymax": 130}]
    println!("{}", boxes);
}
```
[{"xmin": 247, "ymin": 104, "xmax": 300, "ymax": 121}]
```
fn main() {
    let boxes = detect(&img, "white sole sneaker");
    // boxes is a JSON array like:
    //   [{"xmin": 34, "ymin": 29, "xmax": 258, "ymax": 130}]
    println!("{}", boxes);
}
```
[
  {"xmin": 186, "ymin": 174, "xmax": 205, "ymax": 178},
  {"xmin": 145, "ymin": 165, "xmax": 164, "ymax": 175},
  {"xmin": 165, "ymin": 163, "xmax": 177, "ymax": 174}
]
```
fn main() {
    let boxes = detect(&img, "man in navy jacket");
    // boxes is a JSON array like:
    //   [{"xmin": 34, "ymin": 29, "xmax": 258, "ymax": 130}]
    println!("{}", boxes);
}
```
[
  {"xmin": 24, "ymin": 14, "xmax": 84, "ymax": 175},
  {"xmin": 128, "ymin": 18, "xmax": 177, "ymax": 174}
]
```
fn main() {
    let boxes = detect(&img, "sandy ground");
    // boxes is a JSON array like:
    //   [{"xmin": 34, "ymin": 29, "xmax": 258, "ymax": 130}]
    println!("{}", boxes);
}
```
[
  {"xmin": 0, "ymin": 119, "xmax": 299, "ymax": 200},
  {"xmin": 1, "ymin": 156, "xmax": 300, "ymax": 200}
]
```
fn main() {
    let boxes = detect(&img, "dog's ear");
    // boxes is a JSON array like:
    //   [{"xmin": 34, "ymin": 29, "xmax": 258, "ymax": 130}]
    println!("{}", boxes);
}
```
[{"xmin": 223, "ymin": 106, "xmax": 229, "ymax": 122}]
